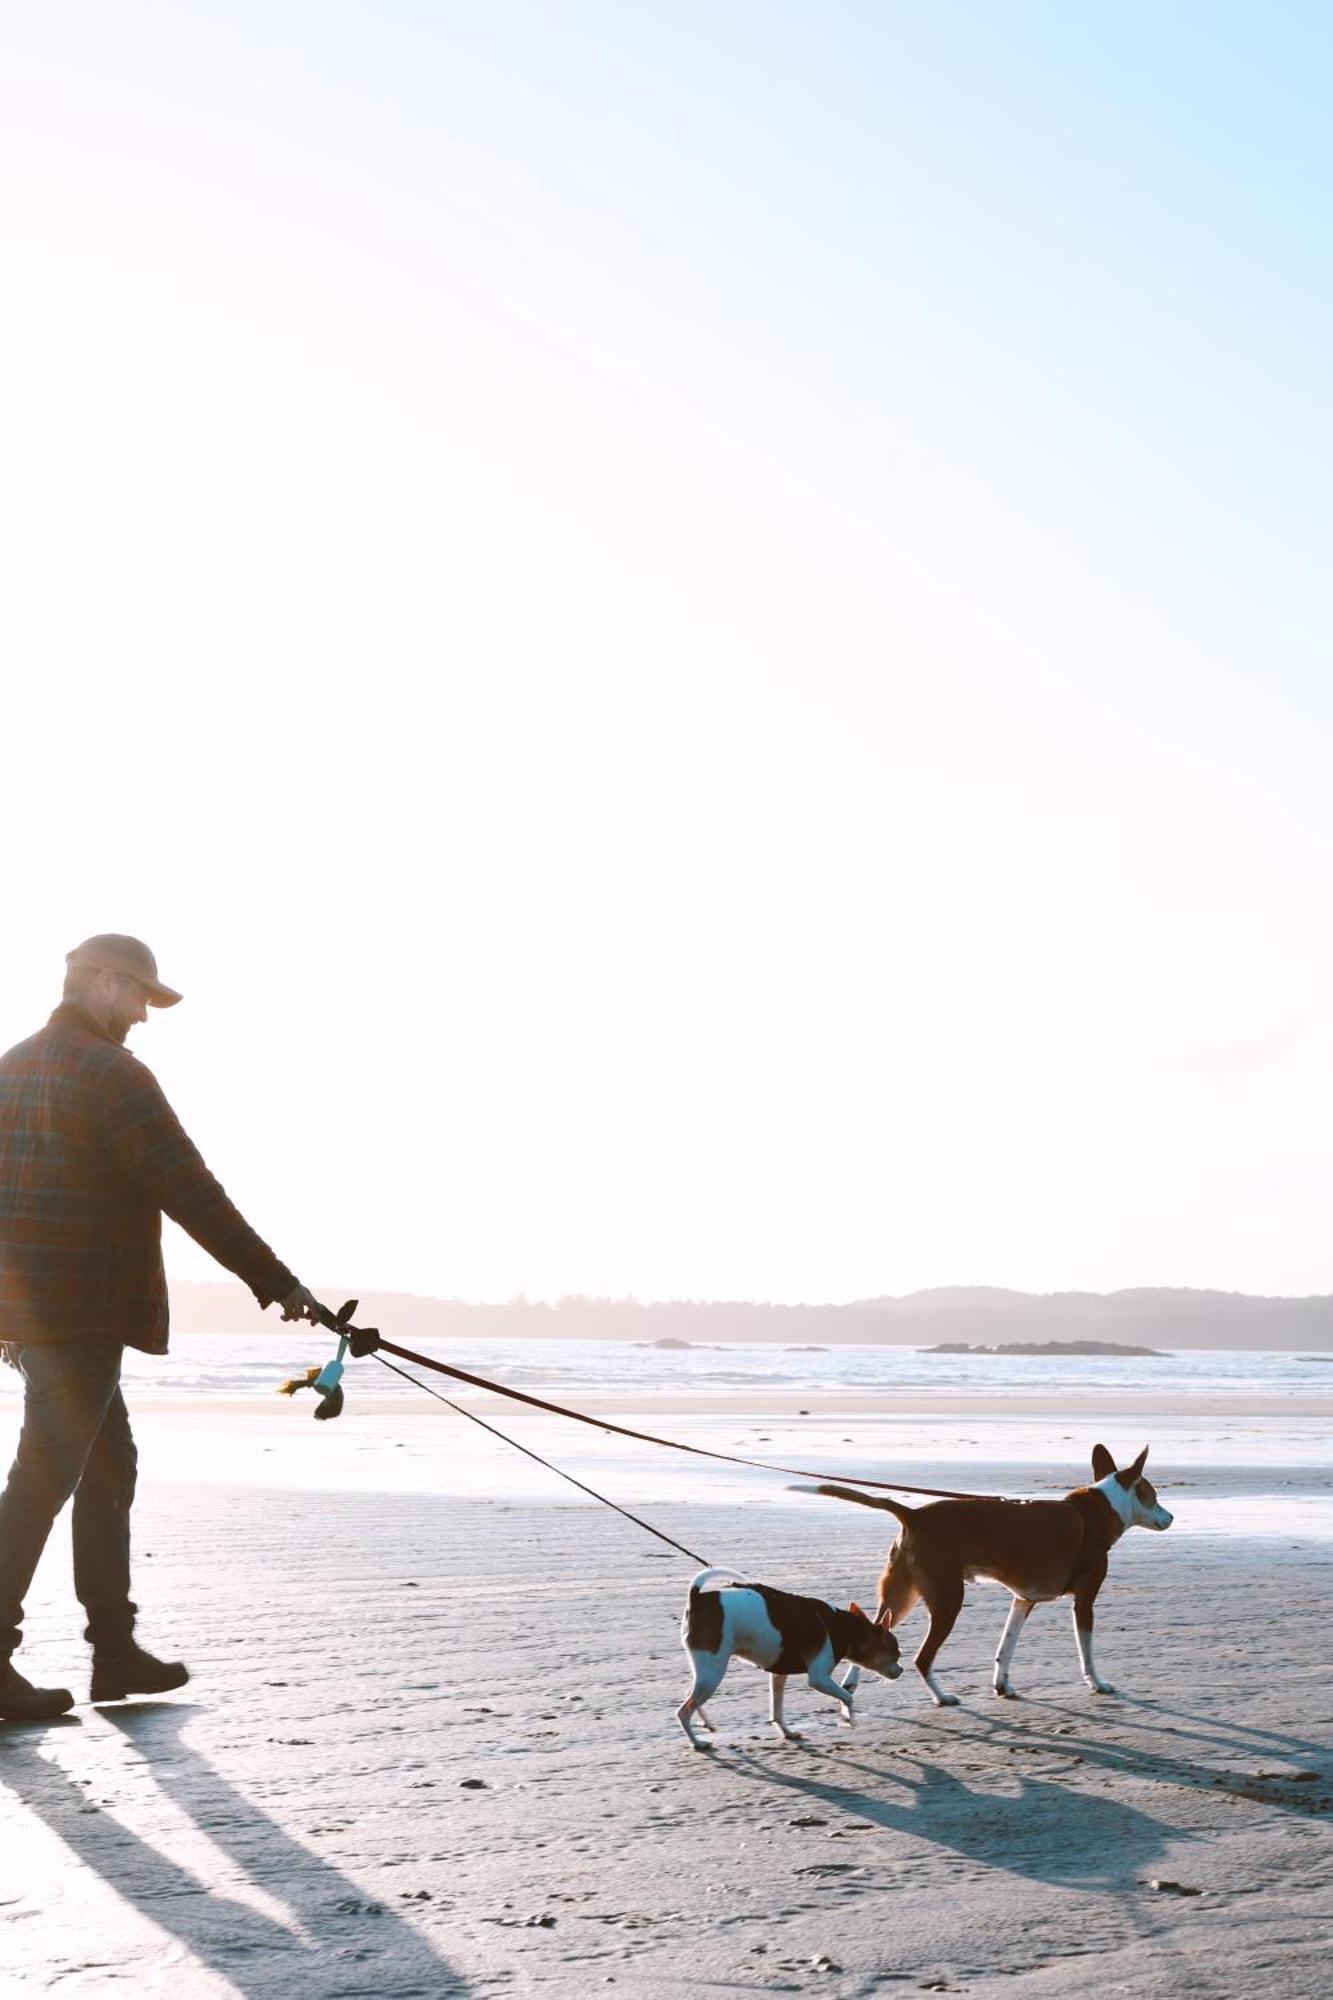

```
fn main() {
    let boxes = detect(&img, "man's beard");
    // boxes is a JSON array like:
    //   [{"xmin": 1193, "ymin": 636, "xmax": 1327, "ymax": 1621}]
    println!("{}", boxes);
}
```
[{"xmin": 105, "ymin": 1016, "xmax": 133, "ymax": 1046}]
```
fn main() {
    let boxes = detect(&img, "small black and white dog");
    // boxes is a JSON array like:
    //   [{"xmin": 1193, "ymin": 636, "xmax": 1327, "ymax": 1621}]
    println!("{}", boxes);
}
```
[{"xmin": 676, "ymin": 1566, "xmax": 902, "ymax": 1748}]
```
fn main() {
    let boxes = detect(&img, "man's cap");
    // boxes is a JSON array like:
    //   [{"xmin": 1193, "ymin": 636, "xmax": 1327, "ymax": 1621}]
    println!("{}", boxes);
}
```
[{"xmin": 65, "ymin": 935, "xmax": 183, "ymax": 1008}]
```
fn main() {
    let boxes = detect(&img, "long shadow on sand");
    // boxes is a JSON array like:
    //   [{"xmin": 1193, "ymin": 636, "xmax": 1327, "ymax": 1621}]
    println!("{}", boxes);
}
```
[
  {"xmin": 969, "ymin": 1695, "xmax": 1333, "ymax": 1821},
  {"xmin": 721, "ymin": 1691, "xmax": 1330, "ymax": 1891},
  {"xmin": 0, "ymin": 1704, "xmax": 468, "ymax": 1999},
  {"xmin": 1050, "ymin": 1692, "xmax": 1333, "ymax": 1771},
  {"xmin": 724, "ymin": 1740, "xmax": 1178, "ymax": 1889}
]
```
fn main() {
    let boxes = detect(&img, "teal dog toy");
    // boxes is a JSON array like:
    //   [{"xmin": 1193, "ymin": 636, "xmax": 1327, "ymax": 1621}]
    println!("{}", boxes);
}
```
[{"xmin": 276, "ymin": 1298, "xmax": 378, "ymax": 1420}]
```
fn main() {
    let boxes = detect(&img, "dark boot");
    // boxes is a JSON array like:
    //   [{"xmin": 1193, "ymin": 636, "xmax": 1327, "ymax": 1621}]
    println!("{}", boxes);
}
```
[
  {"xmin": 0, "ymin": 1661, "xmax": 75, "ymax": 1721},
  {"xmin": 90, "ymin": 1642, "xmax": 190, "ymax": 1702}
]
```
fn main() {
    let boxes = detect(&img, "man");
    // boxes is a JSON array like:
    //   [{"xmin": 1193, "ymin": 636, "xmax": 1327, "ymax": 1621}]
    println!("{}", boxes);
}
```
[{"xmin": 0, "ymin": 935, "xmax": 320, "ymax": 1722}]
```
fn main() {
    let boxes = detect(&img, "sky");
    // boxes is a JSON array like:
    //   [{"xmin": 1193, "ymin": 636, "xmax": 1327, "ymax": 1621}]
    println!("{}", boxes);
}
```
[{"xmin": 2, "ymin": 1, "xmax": 1332, "ymax": 1303}]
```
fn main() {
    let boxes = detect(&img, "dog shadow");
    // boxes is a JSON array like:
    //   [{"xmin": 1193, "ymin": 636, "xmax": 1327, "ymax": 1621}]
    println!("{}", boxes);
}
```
[
  {"xmin": 694, "ymin": 1654, "xmax": 1327, "ymax": 1889},
  {"xmin": 974, "ymin": 1694, "xmax": 1332, "ymax": 1818},
  {"xmin": 1067, "ymin": 1692, "xmax": 1332, "ymax": 1766},
  {"xmin": 717, "ymin": 1682, "xmax": 1332, "ymax": 1886},
  {"xmin": 723, "ymin": 1737, "xmax": 1174, "ymax": 1889},
  {"xmin": 0, "ymin": 1703, "xmax": 470, "ymax": 1998}
]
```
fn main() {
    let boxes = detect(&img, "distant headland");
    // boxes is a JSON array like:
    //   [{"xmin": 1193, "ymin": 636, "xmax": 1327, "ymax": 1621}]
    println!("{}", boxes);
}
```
[{"xmin": 167, "ymin": 1282, "xmax": 1333, "ymax": 1351}]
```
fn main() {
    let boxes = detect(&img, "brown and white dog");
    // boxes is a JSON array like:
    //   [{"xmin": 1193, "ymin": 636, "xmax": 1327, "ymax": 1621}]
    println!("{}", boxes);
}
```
[
  {"xmin": 676, "ymin": 1567, "xmax": 902, "ymax": 1747},
  {"xmin": 805, "ymin": 1445, "xmax": 1172, "ymax": 1706}
]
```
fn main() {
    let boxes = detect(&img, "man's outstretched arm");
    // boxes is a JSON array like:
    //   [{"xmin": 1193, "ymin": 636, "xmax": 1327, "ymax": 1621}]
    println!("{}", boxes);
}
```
[{"xmin": 102, "ymin": 1061, "xmax": 316, "ymax": 1316}]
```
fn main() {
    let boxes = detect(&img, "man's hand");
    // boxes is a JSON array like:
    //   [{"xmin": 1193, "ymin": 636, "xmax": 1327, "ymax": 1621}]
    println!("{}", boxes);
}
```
[{"xmin": 280, "ymin": 1284, "xmax": 323, "ymax": 1323}]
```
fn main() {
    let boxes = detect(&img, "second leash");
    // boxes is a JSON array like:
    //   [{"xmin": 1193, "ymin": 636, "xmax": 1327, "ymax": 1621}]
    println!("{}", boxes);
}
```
[{"xmin": 370, "ymin": 1349, "xmax": 712, "ymax": 1567}]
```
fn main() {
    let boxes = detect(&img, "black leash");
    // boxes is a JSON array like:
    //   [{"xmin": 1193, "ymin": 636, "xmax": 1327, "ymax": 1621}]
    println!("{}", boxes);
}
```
[
  {"xmin": 366, "ymin": 1331, "xmax": 1001, "ymax": 1502},
  {"xmin": 370, "ymin": 1348, "xmax": 712, "ymax": 1567},
  {"xmin": 280, "ymin": 1301, "xmax": 1002, "ymax": 1502}
]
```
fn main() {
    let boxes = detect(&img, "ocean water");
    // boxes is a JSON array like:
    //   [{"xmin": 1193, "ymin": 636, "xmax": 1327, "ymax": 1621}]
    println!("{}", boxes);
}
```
[
  {"xmin": 108, "ymin": 1331, "xmax": 1333, "ymax": 1403},
  {"xmin": 2, "ymin": 1335, "xmax": 1328, "ymax": 1534},
  {"xmin": 128, "ymin": 1334, "xmax": 1333, "ymax": 1540}
]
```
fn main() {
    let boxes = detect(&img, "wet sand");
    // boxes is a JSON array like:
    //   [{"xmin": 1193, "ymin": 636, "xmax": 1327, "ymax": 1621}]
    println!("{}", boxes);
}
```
[{"xmin": 0, "ymin": 1394, "xmax": 1329, "ymax": 1996}]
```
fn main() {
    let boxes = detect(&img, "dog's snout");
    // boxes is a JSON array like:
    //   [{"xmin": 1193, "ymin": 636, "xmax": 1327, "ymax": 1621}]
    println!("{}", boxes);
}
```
[{"xmin": 887, "ymin": 1662, "xmax": 903, "ymax": 1679}]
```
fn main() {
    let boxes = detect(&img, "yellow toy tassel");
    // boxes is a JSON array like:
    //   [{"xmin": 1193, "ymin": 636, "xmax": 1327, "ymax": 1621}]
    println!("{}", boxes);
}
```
[{"xmin": 276, "ymin": 1366, "xmax": 321, "ymax": 1398}]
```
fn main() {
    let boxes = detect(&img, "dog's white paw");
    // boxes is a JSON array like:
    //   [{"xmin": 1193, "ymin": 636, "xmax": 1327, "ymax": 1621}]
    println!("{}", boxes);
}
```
[
  {"xmin": 1087, "ymin": 1679, "xmax": 1117, "ymax": 1696},
  {"xmin": 993, "ymin": 1683, "xmax": 1020, "ymax": 1700},
  {"xmin": 931, "ymin": 1691, "xmax": 961, "ymax": 1708}
]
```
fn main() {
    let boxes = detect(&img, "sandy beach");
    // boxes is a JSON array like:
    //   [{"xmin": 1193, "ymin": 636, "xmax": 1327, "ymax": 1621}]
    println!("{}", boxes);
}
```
[{"xmin": 2, "ymin": 1380, "xmax": 1330, "ymax": 1998}]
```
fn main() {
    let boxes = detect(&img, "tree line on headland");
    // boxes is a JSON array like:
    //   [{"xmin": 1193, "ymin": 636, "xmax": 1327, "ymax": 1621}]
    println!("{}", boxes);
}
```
[{"xmin": 168, "ymin": 1282, "xmax": 1333, "ymax": 1350}]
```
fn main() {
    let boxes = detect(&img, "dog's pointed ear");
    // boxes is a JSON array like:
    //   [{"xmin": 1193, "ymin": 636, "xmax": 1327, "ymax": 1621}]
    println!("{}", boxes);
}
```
[
  {"xmin": 1117, "ymin": 1445, "xmax": 1149, "ymax": 1487},
  {"xmin": 849, "ymin": 1601, "xmax": 863, "ymax": 1617},
  {"xmin": 1091, "ymin": 1443, "xmax": 1115, "ymax": 1480}
]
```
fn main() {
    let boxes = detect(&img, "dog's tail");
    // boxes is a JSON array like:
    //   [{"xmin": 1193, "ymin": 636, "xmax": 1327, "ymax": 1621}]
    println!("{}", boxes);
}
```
[
  {"xmin": 687, "ymin": 1566, "xmax": 741, "ymax": 1596},
  {"xmin": 792, "ymin": 1482, "xmax": 917, "ymax": 1523}
]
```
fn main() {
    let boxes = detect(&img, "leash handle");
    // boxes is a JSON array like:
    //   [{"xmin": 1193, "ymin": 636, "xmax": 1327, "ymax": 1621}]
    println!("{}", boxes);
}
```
[{"xmin": 311, "ymin": 1298, "xmax": 382, "ymax": 1357}]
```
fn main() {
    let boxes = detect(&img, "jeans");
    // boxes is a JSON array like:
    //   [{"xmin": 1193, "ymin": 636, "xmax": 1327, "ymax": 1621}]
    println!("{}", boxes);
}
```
[{"xmin": 0, "ymin": 1342, "xmax": 138, "ymax": 1658}]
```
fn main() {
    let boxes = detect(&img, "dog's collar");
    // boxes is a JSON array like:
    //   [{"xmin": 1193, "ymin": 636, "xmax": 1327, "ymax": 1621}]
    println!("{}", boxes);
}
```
[{"xmin": 1062, "ymin": 1487, "xmax": 1122, "ymax": 1591}]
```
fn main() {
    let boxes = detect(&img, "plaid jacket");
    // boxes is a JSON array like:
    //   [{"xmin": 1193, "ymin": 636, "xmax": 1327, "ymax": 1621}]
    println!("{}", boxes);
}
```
[{"xmin": 0, "ymin": 1004, "xmax": 298, "ymax": 1352}]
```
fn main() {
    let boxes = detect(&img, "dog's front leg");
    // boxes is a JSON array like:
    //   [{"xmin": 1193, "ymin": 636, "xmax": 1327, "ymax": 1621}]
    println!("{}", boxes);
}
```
[
  {"xmin": 993, "ymin": 1596, "xmax": 1034, "ymax": 1698},
  {"xmin": 769, "ymin": 1673, "xmax": 801, "ymax": 1741},
  {"xmin": 1072, "ymin": 1582, "xmax": 1115, "ymax": 1695},
  {"xmin": 806, "ymin": 1663, "xmax": 856, "ymax": 1727}
]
